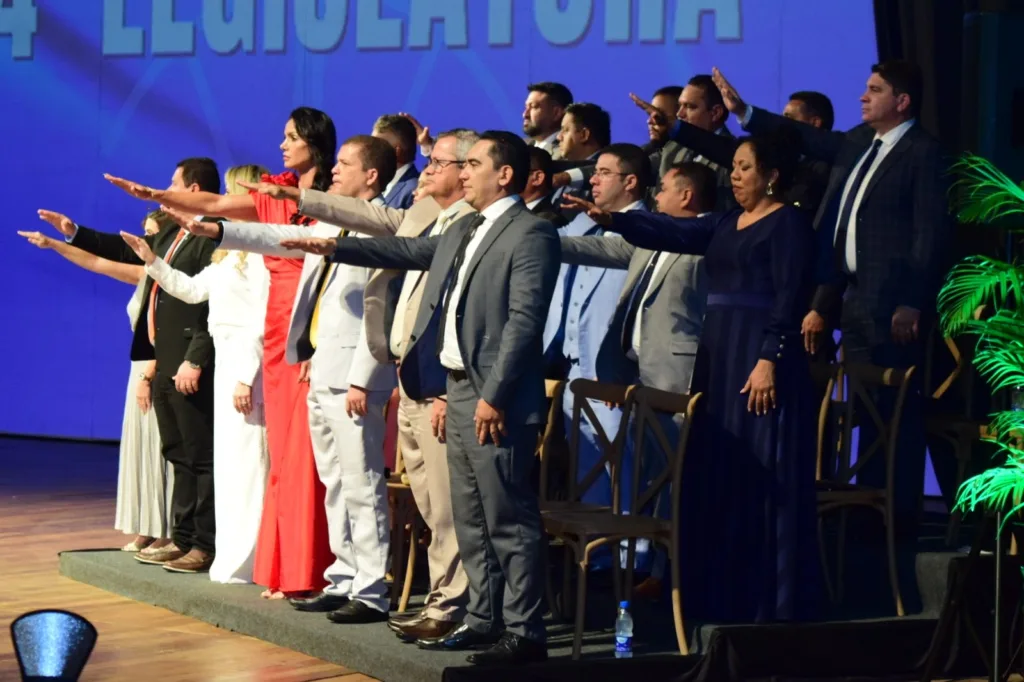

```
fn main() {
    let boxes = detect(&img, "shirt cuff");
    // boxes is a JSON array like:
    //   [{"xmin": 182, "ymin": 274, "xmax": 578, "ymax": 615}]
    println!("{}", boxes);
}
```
[
  {"xmin": 66, "ymin": 223, "xmax": 79, "ymax": 243},
  {"xmin": 566, "ymin": 168, "xmax": 585, "ymax": 187},
  {"xmin": 738, "ymin": 105, "xmax": 753, "ymax": 129}
]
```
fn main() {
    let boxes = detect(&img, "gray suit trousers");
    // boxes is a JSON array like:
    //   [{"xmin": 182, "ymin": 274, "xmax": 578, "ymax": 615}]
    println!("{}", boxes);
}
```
[{"xmin": 445, "ymin": 374, "xmax": 546, "ymax": 642}]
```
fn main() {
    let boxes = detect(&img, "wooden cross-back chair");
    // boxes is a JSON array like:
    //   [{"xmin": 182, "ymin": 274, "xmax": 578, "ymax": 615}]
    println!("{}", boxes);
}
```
[
  {"xmin": 543, "ymin": 387, "xmax": 701, "ymax": 659},
  {"xmin": 816, "ymin": 362, "xmax": 916, "ymax": 617}
]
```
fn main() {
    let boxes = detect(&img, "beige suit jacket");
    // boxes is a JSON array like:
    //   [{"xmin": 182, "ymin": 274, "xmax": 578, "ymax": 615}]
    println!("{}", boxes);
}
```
[{"xmin": 298, "ymin": 191, "xmax": 473, "ymax": 364}]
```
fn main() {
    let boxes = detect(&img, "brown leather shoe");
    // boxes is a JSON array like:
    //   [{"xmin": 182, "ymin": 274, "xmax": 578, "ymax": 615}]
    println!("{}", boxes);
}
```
[
  {"xmin": 134, "ymin": 544, "xmax": 184, "ymax": 565},
  {"xmin": 396, "ymin": 618, "xmax": 458, "ymax": 643},
  {"xmin": 162, "ymin": 549, "xmax": 213, "ymax": 573},
  {"xmin": 388, "ymin": 610, "xmax": 425, "ymax": 634}
]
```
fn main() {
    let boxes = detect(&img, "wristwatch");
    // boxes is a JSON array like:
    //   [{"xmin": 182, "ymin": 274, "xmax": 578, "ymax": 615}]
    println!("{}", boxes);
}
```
[
  {"xmin": 138, "ymin": 373, "xmax": 152, "ymax": 382},
  {"xmin": 187, "ymin": 362, "xmax": 201, "ymax": 370}
]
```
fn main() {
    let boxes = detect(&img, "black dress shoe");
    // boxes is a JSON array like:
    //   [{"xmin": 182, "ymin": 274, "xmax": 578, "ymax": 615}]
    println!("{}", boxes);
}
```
[
  {"xmin": 388, "ymin": 610, "xmax": 425, "ymax": 634},
  {"xmin": 326, "ymin": 600, "xmax": 389, "ymax": 624},
  {"xmin": 416, "ymin": 622, "xmax": 500, "ymax": 651},
  {"xmin": 289, "ymin": 593, "xmax": 349, "ymax": 612},
  {"xmin": 467, "ymin": 632, "xmax": 548, "ymax": 665}
]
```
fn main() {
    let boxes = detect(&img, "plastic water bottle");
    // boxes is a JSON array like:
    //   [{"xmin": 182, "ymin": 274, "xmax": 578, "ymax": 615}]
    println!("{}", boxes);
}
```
[{"xmin": 614, "ymin": 600, "xmax": 633, "ymax": 658}]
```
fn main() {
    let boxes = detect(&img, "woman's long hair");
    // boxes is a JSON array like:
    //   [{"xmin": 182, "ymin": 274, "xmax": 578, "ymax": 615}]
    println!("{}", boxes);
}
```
[
  {"xmin": 289, "ymin": 106, "xmax": 337, "ymax": 192},
  {"xmin": 212, "ymin": 164, "xmax": 269, "ymax": 271}
]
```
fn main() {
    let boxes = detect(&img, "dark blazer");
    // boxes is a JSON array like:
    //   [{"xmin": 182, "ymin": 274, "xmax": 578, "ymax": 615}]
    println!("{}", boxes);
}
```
[
  {"xmin": 328, "ymin": 201, "xmax": 561, "ymax": 425},
  {"xmin": 745, "ymin": 107, "xmax": 952, "ymax": 336},
  {"xmin": 71, "ymin": 224, "xmax": 217, "ymax": 372},
  {"xmin": 384, "ymin": 164, "xmax": 419, "ymax": 210},
  {"xmin": 529, "ymin": 196, "xmax": 568, "ymax": 228},
  {"xmin": 667, "ymin": 120, "xmax": 830, "ymax": 218}
]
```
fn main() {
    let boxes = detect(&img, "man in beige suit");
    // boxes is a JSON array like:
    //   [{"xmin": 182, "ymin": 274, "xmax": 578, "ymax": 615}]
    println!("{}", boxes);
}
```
[{"xmin": 296, "ymin": 129, "xmax": 479, "ymax": 643}]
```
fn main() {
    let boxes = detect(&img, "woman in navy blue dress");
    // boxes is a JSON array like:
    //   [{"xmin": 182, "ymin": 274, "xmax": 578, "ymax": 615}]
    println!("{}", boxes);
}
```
[{"xmin": 565, "ymin": 133, "xmax": 821, "ymax": 625}]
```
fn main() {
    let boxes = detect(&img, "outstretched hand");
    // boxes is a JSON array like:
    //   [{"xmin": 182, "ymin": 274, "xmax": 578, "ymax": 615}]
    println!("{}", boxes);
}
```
[
  {"xmin": 399, "ymin": 112, "xmax": 434, "ymax": 149},
  {"xmin": 279, "ymin": 237, "xmax": 337, "ymax": 255},
  {"xmin": 104, "ymin": 174, "xmax": 164, "ymax": 202},
  {"xmin": 120, "ymin": 231, "xmax": 156, "ymax": 265},
  {"xmin": 711, "ymin": 67, "xmax": 746, "ymax": 116},
  {"xmin": 18, "ymin": 230, "xmax": 57, "ymax": 249},
  {"xmin": 560, "ymin": 194, "xmax": 613, "ymax": 227},
  {"xmin": 236, "ymin": 180, "xmax": 300, "ymax": 202},
  {"xmin": 37, "ymin": 210, "xmax": 76, "ymax": 238},
  {"xmin": 160, "ymin": 206, "xmax": 220, "ymax": 239}
]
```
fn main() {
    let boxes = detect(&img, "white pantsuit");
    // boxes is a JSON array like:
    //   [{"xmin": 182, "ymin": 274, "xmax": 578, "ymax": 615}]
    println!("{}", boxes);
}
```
[
  {"xmin": 146, "ymin": 251, "xmax": 270, "ymax": 584},
  {"xmin": 221, "ymin": 214, "xmax": 396, "ymax": 612}
]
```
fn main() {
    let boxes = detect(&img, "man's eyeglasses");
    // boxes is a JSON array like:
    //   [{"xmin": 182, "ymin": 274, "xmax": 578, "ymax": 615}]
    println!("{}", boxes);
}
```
[
  {"xmin": 427, "ymin": 158, "xmax": 465, "ymax": 170},
  {"xmin": 593, "ymin": 169, "xmax": 629, "ymax": 179}
]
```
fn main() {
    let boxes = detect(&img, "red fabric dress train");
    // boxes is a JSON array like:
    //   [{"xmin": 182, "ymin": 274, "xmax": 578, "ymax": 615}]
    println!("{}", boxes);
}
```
[{"xmin": 250, "ymin": 172, "xmax": 333, "ymax": 593}]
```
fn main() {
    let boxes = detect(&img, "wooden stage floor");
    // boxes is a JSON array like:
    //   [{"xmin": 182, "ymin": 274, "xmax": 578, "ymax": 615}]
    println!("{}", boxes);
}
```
[{"xmin": 0, "ymin": 435, "xmax": 376, "ymax": 682}]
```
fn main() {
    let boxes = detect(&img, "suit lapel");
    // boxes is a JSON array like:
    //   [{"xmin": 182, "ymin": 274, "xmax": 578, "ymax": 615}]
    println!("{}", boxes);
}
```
[
  {"xmin": 460, "ymin": 203, "xmax": 518, "ymax": 289},
  {"xmin": 858, "ymin": 130, "xmax": 914, "ymax": 206},
  {"xmin": 645, "ymin": 252, "xmax": 680, "ymax": 301}
]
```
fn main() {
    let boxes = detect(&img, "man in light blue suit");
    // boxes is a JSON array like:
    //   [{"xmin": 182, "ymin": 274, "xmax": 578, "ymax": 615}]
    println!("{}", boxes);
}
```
[
  {"xmin": 373, "ymin": 114, "xmax": 420, "ymax": 209},
  {"xmin": 543, "ymin": 143, "xmax": 653, "ymax": 508}
]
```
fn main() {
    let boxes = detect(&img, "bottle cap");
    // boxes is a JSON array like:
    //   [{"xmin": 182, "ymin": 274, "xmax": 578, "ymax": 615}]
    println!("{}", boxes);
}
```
[{"xmin": 619, "ymin": 600, "xmax": 629, "ymax": 608}]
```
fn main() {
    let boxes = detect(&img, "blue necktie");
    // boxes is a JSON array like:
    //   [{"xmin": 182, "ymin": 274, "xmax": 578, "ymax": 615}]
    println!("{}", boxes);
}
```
[{"xmin": 833, "ymin": 139, "xmax": 882, "ymax": 273}]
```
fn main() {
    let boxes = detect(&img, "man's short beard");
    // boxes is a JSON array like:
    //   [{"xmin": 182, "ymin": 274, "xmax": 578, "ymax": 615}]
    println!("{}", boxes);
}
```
[{"xmin": 523, "ymin": 121, "xmax": 543, "ymax": 138}]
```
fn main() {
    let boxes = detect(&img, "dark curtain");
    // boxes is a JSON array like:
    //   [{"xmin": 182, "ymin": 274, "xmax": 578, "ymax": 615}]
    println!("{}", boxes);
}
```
[{"xmin": 872, "ymin": 0, "xmax": 965, "ymax": 154}]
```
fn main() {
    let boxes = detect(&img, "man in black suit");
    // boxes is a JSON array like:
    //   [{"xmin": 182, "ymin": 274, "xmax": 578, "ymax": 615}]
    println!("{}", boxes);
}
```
[
  {"xmin": 280, "ymin": 132, "xmax": 560, "ymax": 665},
  {"xmin": 39, "ymin": 158, "xmax": 220, "ymax": 571},
  {"xmin": 523, "ymin": 147, "xmax": 567, "ymax": 227},
  {"xmin": 717, "ymin": 61, "xmax": 952, "ymax": 533}
]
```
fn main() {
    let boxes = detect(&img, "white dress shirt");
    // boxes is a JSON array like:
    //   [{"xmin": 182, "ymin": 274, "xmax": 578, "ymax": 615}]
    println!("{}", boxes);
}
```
[
  {"xmin": 384, "ymin": 163, "xmax": 413, "ymax": 200},
  {"xmin": 439, "ymin": 195, "xmax": 521, "ymax": 370},
  {"xmin": 526, "ymin": 197, "xmax": 543, "ymax": 211},
  {"xmin": 534, "ymin": 131, "xmax": 560, "ymax": 155},
  {"xmin": 834, "ymin": 119, "xmax": 915, "ymax": 273},
  {"xmin": 389, "ymin": 199, "xmax": 470, "ymax": 358}
]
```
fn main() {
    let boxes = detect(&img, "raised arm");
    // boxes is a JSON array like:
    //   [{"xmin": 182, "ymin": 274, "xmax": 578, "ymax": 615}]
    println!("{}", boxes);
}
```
[
  {"xmin": 105, "ymin": 175, "xmax": 260, "ymax": 222},
  {"xmin": 298, "ymin": 190, "xmax": 435, "ymax": 236},
  {"xmin": 744, "ymin": 107, "xmax": 845, "ymax": 163},
  {"xmin": 330, "ymin": 234, "xmax": 439, "ymax": 270},
  {"xmin": 19, "ymin": 231, "xmax": 143, "ymax": 285},
  {"xmin": 71, "ymin": 224, "xmax": 148, "ymax": 264},
  {"xmin": 760, "ymin": 211, "xmax": 815, "ymax": 361},
  {"xmin": 560, "ymin": 235, "xmax": 635, "ymax": 269},
  {"xmin": 606, "ymin": 211, "xmax": 720, "ymax": 255},
  {"xmin": 145, "ymin": 258, "xmax": 213, "ymax": 304},
  {"xmin": 220, "ymin": 222, "xmax": 318, "ymax": 258},
  {"xmin": 667, "ymin": 120, "xmax": 739, "ymax": 168},
  {"xmin": 481, "ymin": 224, "xmax": 561, "ymax": 410}
]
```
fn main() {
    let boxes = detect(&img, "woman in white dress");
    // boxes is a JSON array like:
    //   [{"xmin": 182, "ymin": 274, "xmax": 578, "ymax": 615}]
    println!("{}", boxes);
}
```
[
  {"xmin": 122, "ymin": 164, "xmax": 273, "ymax": 584},
  {"xmin": 18, "ymin": 213, "xmax": 174, "ymax": 551}
]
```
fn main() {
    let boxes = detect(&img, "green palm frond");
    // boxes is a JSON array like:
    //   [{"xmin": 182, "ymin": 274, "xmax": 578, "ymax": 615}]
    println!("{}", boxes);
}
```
[
  {"xmin": 951, "ymin": 154, "xmax": 1024, "ymax": 224},
  {"xmin": 986, "ymin": 410, "xmax": 1024, "ymax": 448},
  {"xmin": 974, "ymin": 347, "xmax": 1024, "ymax": 393},
  {"xmin": 958, "ymin": 309, "xmax": 1024, "ymax": 346},
  {"xmin": 955, "ymin": 446, "xmax": 1024, "ymax": 515},
  {"xmin": 938, "ymin": 256, "xmax": 1024, "ymax": 333}
]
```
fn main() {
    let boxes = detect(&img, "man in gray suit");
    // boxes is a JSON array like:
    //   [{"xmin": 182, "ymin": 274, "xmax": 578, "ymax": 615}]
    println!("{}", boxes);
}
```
[
  {"xmin": 281, "ymin": 131, "xmax": 559, "ymax": 666},
  {"xmin": 564, "ymin": 161, "xmax": 716, "ymax": 395}
]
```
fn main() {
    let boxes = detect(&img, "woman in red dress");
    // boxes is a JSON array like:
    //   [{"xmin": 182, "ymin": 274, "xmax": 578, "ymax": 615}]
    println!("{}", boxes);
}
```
[{"xmin": 109, "ymin": 108, "xmax": 338, "ymax": 598}]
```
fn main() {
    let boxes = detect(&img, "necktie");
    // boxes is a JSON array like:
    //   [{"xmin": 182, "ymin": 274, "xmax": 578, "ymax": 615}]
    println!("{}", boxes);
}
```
[
  {"xmin": 309, "ymin": 229, "xmax": 348, "ymax": 349},
  {"xmin": 621, "ymin": 251, "xmax": 661, "ymax": 353},
  {"xmin": 436, "ymin": 214, "xmax": 486, "ymax": 355},
  {"xmin": 833, "ymin": 139, "xmax": 882, "ymax": 273},
  {"xmin": 147, "ymin": 229, "xmax": 187, "ymax": 345}
]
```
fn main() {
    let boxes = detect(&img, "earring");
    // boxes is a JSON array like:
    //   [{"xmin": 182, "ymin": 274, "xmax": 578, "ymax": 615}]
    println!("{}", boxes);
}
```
[{"xmin": 766, "ymin": 182, "xmax": 775, "ymax": 197}]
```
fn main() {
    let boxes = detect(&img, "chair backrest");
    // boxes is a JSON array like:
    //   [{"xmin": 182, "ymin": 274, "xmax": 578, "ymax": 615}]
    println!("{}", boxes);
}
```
[
  {"xmin": 565, "ymin": 379, "xmax": 637, "ymax": 508},
  {"xmin": 537, "ymin": 379, "xmax": 567, "ymax": 501},
  {"xmin": 11, "ymin": 610, "xmax": 97, "ymax": 681},
  {"xmin": 833, "ymin": 363, "xmax": 917, "ymax": 486},
  {"xmin": 628, "ymin": 387, "xmax": 701, "ymax": 524}
]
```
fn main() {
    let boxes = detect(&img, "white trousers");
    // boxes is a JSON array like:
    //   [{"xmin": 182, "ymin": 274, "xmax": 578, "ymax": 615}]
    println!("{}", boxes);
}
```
[
  {"xmin": 209, "ymin": 336, "xmax": 270, "ymax": 584},
  {"xmin": 307, "ymin": 378, "xmax": 390, "ymax": 612}
]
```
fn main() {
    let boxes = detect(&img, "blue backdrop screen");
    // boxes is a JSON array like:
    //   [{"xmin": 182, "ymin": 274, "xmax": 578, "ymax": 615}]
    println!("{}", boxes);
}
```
[{"xmin": 0, "ymin": 0, "xmax": 876, "ymax": 439}]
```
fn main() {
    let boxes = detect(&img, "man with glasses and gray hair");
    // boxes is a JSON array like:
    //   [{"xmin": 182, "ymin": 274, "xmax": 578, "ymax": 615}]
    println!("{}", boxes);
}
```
[{"xmin": 295, "ymin": 128, "xmax": 479, "ymax": 641}]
